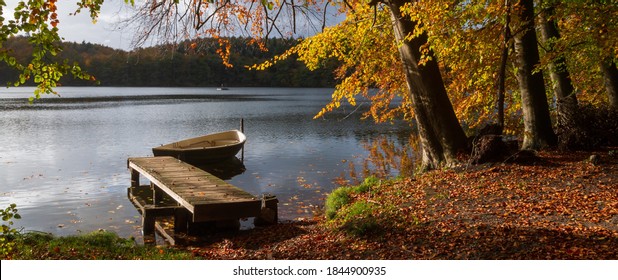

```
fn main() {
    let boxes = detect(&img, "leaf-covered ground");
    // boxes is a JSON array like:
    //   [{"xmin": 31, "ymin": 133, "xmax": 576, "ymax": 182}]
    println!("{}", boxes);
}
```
[{"xmin": 186, "ymin": 150, "xmax": 618, "ymax": 259}]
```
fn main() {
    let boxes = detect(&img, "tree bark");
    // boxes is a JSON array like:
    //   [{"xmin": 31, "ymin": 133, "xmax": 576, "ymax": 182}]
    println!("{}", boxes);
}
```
[
  {"xmin": 384, "ymin": 0, "xmax": 469, "ymax": 169},
  {"xmin": 512, "ymin": 0, "xmax": 557, "ymax": 150},
  {"xmin": 497, "ymin": 0, "xmax": 511, "ymax": 131},
  {"xmin": 601, "ymin": 59, "xmax": 618, "ymax": 108},
  {"xmin": 538, "ymin": 2, "xmax": 578, "ymax": 121}
]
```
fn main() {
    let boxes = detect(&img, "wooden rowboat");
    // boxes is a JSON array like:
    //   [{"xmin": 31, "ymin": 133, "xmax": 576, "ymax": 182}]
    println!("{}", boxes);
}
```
[{"xmin": 152, "ymin": 130, "xmax": 246, "ymax": 164}]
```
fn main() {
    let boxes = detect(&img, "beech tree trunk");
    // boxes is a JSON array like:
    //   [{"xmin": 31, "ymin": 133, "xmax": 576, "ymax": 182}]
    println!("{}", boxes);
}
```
[
  {"xmin": 496, "ymin": 0, "xmax": 511, "ymax": 131},
  {"xmin": 601, "ymin": 59, "xmax": 618, "ymax": 108},
  {"xmin": 538, "ymin": 3, "xmax": 578, "ymax": 120},
  {"xmin": 383, "ymin": 0, "xmax": 469, "ymax": 170},
  {"xmin": 512, "ymin": 0, "xmax": 557, "ymax": 150}
]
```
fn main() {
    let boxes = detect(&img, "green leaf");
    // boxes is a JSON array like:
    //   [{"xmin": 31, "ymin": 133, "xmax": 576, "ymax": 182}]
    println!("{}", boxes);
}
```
[{"xmin": 261, "ymin": 0, "xmax": 274, "ymax": 10}]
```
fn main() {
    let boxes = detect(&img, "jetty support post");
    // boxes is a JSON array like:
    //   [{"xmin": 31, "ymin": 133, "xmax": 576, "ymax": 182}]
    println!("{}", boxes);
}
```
[
  {"xmin": 151, "ymin": 182, "xmax": 163, "ymax": 205},
  {"xmin": 130, "ymin": 168, "xmax": 140, "ymax": 188},
  {"xmin": 174, "ymin": 208, "xmax": 190, "ymax": 233},
  {"xmin": 254, "ymin": 194, "xmax": 279, "ymax": 226},
  {"xmin": 141, "ymin": 205, "xmax": 156, "ymax": 235}
]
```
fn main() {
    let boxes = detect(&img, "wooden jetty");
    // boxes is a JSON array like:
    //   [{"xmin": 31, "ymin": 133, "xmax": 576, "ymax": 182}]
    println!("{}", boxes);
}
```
[{"xmin": 127, "ymin": 156, "xmax": 268, "ymax": 240}]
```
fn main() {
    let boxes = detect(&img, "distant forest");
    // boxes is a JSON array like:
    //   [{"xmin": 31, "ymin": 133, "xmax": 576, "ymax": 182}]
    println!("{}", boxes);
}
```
[{"xmin": 0, "ymin": 36, "xmax": 337, "ymax": 87}]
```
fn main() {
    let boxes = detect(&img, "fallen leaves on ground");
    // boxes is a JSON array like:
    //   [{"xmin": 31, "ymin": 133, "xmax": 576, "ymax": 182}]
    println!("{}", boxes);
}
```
[{"xmin": 186, "ymin": 150, "xmax": 618, "ymax": 259}]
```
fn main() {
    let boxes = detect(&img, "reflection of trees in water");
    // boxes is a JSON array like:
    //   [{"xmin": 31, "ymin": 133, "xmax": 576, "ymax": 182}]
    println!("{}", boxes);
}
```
[{"xmin": 336, "ymin": 135, "xmax": 420, "ymax": 186}]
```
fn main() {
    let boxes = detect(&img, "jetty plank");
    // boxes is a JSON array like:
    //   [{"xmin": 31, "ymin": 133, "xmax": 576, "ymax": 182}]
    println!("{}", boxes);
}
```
[{"xmin": 127, "ymin": 156, "xmax": 261, "ymax": 225}]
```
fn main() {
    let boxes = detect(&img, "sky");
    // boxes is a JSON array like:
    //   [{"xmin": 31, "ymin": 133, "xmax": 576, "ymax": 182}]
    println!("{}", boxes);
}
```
[
  {"xmin": 4, "ymin": 0, "xmax": 342, "ymax": 51},
  {"xmin": 4, "ymin": 0, "xmax": 152, "ymax": 51},
  {"xmin": 53, "ymin": 0, "xmax": 135, "ymax": 50}
]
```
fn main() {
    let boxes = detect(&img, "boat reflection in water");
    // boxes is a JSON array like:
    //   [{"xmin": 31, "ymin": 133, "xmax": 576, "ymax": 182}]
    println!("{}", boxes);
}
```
[{"xmin": 193, "ymin": 156, "xmax": 246, "ymax": 180}]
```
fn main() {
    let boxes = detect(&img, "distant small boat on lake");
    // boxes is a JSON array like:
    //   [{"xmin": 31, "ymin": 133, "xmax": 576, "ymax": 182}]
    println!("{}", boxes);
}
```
[
  {"xmin": 217, "ymin": 84, "xmax": 229, "ymax": 90},
  {"xmin": 153, "ymin": 130, "xmax": 246, "ymax": 164}
]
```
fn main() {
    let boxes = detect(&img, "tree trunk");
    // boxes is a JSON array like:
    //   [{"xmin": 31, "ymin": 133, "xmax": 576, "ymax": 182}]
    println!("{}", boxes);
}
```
[
  {"xmin": 384, "ymin": 0, "xmax": 469, "ymax": 169},
  {"xmin": 538, "ymin": 2, "xmax": 578, "ymax": 121},
  {"xmin": 601, "ymin": 59, "xmax": 618, "ymax": 108},
  {"xmin": 497, "ymin": 0, "xmax": 511, "ymax": 131},
  {"xmin": 512, "ymin": 0, "xmax": 557, "ymax": 150}
]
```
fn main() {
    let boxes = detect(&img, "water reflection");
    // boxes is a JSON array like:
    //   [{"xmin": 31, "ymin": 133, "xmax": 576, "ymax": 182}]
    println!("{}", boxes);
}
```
[
  {"xmin": 338, "ymin": 134, "xmax": 420, "ymax": 186},
  {"xmin": 194, "ymin": 157, "xmax": 246, "ymax": 180}
]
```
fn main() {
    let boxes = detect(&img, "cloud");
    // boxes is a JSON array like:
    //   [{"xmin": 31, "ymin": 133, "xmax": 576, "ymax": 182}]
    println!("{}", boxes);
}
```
[
  {"xmin": 55, "ymin": 0, "xmax": 132, "ymax": 50},
  {"xmin": 2, "ymin": 0, "xmax": 132, "ymax": 50}
]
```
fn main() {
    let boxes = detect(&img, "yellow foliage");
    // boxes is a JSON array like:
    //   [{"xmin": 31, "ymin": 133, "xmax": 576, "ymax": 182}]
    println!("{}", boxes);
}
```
[
  {"xmin": 250, "ymin": 0, "xmax": 617, "ymax": 135},
  {"xmin": 248, "ymin": 3, "xmax": 411, "ymax": 123}
]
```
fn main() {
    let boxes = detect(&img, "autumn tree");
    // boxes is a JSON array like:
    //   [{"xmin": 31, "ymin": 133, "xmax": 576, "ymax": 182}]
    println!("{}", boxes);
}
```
[
  {"xmin": 534, "ymin": 0, "xmax": 618, "ymax": 110},
  {"xmin": 510, "ymin": 0, "xmax": 557, "ymax": 149},
  {"xmin": 553, "ymin": 1, "xmax": 618, "ymax": 107},
  {"xmin": 5, "ymin": 0, "xmax": 616, "ymax": 160},
  {"xmin": 380, "ymin": 0, "xmax": 469, "ymax": 169},
  {"xmin": 111, "ymin": 0, "xmax": 618, "ymax": 157},
  {"xmin": 602, "ymin": 60, "xmax": 618, "ymax": 108},
  {"xmin": 285, "ymin": 5, "xmax": 407, "ymax": 123},
  {"xmin": 120, "ymin": 0, "xmax": 331, "ymax": 66},
  {"xmin": 584, "ymin": 2, "xmax": 618, "ymax": 109},
  {"xmin": 127, "ymin": 0, "xmax": 470, "ymax": 169},
  {"xmin": 0, "ymin": 0, "xmax": 104, "ymax": 99},
  {"xmin": 537, "ymin": 0, "xmax": 577, "ymax": 122}
]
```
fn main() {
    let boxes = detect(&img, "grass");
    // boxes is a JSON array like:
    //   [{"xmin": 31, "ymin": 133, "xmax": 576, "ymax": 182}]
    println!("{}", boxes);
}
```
[
  {"xmin": 325, "ymin": 187, "xmax": 352, "ymax": 220},
  {"xmin": 338, "ymin": 201, "xmax": 379, "ymax": 236},
  {"xmin": 4, "ymin": 230, "xmax": 194, "ymax": 260},
  {"xmin": 324, "ymin": 176, "xmax": 403, "ymax": 237},
  {"xmin": 325, "ymin": 176, "xmax": 382, "ymax": 220}
]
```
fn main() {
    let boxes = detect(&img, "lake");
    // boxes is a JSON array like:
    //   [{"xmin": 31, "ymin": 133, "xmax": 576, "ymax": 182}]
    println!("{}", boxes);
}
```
[{"xmin": 0, "ymin": 87, "xmax": 413, "ymax": 239}]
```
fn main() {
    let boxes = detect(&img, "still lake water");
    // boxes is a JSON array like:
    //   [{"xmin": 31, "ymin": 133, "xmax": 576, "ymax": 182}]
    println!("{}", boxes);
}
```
[{"xmin": 0, "ymin": 87, "xmax": 413, "ymax": 238}]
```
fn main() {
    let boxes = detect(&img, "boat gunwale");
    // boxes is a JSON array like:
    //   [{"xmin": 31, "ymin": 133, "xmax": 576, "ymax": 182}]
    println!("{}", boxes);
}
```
[{"xmin": 153, "ymin": 130, "xmax": 246, "ymax": 151}]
